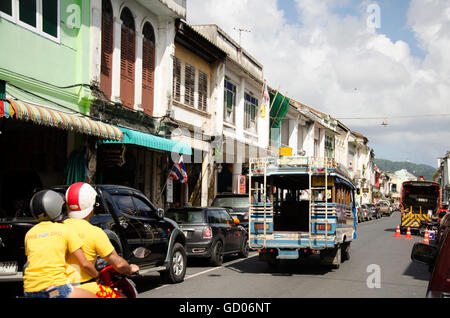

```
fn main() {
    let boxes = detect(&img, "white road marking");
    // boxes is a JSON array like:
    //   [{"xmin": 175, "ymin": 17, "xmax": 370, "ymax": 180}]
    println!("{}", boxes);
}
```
[{"xmin": 153, "ymin": 252, "xmax": 258, "ymax": 290}]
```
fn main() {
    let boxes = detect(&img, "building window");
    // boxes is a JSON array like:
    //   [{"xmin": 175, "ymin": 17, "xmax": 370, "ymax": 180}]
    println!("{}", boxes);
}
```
[
  {"xmin": 224, "ymin": 79, "xmax": 236, "ymax": 124},
  {"xmin": 198, "ymin": 70, "xmax": 208, "ymax": 112},
  {"xmin": 142, "ymin": 22, "xmax": 155, "ymax": 116},
  {"xmin": 244, "ymin": 92, "xmax": 258, "ymax": 132},
  {"xmin": 325, "ymin": 135, "xmax": 335, "ymax": 159},
  {"xmin": 2, "ymin": 1, "xmax": 60, "ymax": 41},
  {"xmin": 120, "ymin": 7, "xmax": 136, "ymax": 107},
  {"xmin": 19, "ymin": 0, "xmax": 37, "ymax": 27},
  {"xmin": 0, "ymin": 0, "xmax": 13, "ymax": 16},
  {"xmin": 184, "ymin": 63, "xmax": 195, "ymax": 107},
  {"xmin": 173, "ymin": 57, "xmax": 182, "ymax": 102},
  {"xmin": 42, "ymin": 0, "xmax": 57, "ymax": 38},
  {"xmin": 100, "ymin": 0, "xmax": 113, "ymax": 100}
]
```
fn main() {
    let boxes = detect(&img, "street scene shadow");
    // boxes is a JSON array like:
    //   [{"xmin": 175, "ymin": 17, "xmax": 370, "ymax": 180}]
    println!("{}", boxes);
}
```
[
  {"xmin": 402, "ymin": 261, "xmax": 431, "ymax": 282},
  {"xmin": 227, "ymin": 254, "xmax": 332, "ymax": 276}
]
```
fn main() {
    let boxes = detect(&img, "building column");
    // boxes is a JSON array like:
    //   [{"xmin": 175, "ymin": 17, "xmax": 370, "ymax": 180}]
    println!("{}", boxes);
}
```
[
  {"xmin": 232, "ymin": 163, "xmax": 242, "ymax": 194},
  {"xmin": 201, "ymin": 149, "xmax": 212, "ymax": 206},
  {"xmin": 111, "ymin": 16, "xmax": 122, "ymax": 102},
  {"xmin": 288, "ymin": 118, "xmax": 298, "ymax": 153},
  {"xmin": 134, "ymin": 32, "xmax": 144, "ymax": 110}
]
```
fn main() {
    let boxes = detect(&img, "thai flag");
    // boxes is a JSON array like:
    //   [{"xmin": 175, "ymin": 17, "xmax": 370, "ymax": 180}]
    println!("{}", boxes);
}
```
[{"xmin": 169, "ymin": 156, "xmax": 188, "ymax": 184}]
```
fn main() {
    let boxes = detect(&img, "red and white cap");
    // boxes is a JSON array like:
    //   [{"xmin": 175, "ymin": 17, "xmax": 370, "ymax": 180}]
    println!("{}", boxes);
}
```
[{"xmin": 65, "ymin": 182, "xmax": 97, "ymax": 219}]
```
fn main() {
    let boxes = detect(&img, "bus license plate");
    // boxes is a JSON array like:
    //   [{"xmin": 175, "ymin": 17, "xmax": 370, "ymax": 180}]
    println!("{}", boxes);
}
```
[{"xmin": 0, "ymin": 262, "xmax": 18, "ymax": 276}]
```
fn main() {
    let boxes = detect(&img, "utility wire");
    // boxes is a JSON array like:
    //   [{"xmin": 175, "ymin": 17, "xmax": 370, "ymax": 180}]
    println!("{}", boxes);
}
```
[{"xmin": 337, "ymin": 114, "xmax": 450, "ymax": 120}]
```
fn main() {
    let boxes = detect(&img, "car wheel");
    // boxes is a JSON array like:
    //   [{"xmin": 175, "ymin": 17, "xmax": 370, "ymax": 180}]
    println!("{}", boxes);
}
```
[
  {"xmin": 238, "ymin": 236, "xmax": 249, "ymax": 258},
  {"xmin": 160, "ymin": 243, "xmax": 187, "ymax": 284},
  {"xmin": 341, "ymin": 242, "xmax": 351, "ymax": 261},
  {"xmin": 209, "ymin": 240, "xmax": 224, "ymax": 266}
]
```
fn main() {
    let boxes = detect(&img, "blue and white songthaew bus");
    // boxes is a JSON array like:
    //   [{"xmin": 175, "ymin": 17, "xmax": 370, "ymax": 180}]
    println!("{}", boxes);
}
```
[{"xmin": 248, "ymin": 156, "xmax": 357, "ymax": 268}]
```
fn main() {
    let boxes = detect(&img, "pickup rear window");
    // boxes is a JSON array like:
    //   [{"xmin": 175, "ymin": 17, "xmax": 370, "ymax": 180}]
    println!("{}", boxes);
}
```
[{"xmin": 167, "ymin": 209, "xmax": 205, "ymax": 224}]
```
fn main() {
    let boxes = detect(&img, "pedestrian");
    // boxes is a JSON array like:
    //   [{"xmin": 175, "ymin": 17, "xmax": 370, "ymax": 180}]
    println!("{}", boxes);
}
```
[{"xmin": 23, "ymin": 190, "xmax": 98, "ymax": 298}]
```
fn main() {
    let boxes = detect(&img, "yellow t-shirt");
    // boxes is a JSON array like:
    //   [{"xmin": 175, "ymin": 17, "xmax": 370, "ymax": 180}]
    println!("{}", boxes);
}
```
[
  {"xmin": 24, "ymin": 221, "xmax": 83, "ymax": 292},
  {"xmin": 64, "ymin": 218, "xmax": 115, "ymax": 284}
]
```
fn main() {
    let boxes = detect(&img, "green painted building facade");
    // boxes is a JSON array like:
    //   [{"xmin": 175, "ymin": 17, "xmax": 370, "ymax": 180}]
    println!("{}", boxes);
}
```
[{"xmin": 0, "ymin": 0, "xmax": 92, "ymax": 113}]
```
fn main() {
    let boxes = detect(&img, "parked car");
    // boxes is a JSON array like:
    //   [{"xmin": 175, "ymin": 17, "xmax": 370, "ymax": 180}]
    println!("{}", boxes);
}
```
[
  {"xmin": 166, "ymin": 207, "xmax": 249, "ymax": 266},
  {"xmin": 368, "ymin": 203, "xmax": 381, "ymax": 219},
  {"xmin": 377, "ymin": 200, "xmax": 391, "ymax": 216},
  {"xmin": 392, "ymin": 203, "xmax": 401, "ymax": 212},
  {"xmin": 361, "ymin": 204, "xmax": 372, "ymax": 221},
  {"xmin": 0, "ymin": 185, "xmax": 188, "ymax": 284},
  {"xmin": 211, "ymin": 193, "xmax": 249, "ymax": 228},
  {"xmin": 411, "ymin": 213, "xmax": 450, "ymax": 298}
]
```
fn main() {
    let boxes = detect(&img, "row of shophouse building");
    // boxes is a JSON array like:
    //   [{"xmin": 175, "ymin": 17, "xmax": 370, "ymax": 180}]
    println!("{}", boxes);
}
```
[{"xmin": 0, "ymin": 0, "xmax": 387, "ymax": 216}]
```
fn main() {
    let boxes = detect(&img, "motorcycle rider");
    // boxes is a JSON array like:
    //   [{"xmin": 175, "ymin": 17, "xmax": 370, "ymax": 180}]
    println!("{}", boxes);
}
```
[
  {"xmin": 23, "ymin": 190, "xmax": 98, "ymax": 298},
  {"xmin": 64, "ymin": 182, "xmax": 139, "ymax": 297}
]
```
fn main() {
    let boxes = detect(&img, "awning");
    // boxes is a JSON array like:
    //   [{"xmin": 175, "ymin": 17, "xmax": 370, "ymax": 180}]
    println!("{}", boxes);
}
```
[
  {"xmin": 269, "ymin": 90, "xmax": 291, "ymax": 129},
  {"xmin": 0, "ymin": 99, "xmax": 123, "ymax": 141},
  {"xmin": 104, "ymin": 127, "xmax": 193, "ymax": 156}
]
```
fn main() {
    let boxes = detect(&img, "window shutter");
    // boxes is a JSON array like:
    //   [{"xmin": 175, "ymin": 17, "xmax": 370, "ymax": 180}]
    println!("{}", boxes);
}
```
[
  {"xmin": 120, "ymin": 25, "xmax": 135, "ymax": 107},
  {"xmin": 173, "ymin": 57, "xmax": 181, "ymax": 102},
  {"xmin": 184, "ymin": 63, "xmax": 195, "ymax": 107},
  {"xmin": 198, "ymin": 70, "xmax": 208, "ymax": 112},
  {"xmin": 100, "ymin": 0, "xmax": 113, "ymax": 100},
  {"xmin": 142, "ymin": 32, "xmax": 155, "ymax": 115}
]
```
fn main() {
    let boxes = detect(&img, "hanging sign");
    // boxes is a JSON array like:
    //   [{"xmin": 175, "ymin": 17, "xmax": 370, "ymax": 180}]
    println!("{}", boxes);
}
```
[
  {"xmin": 166, "ymin": 178, "xmax": 173, "ymax": 203},
  {"xmin": 238, "ymin": 175, "xmax": 246, "ymax": 194}
]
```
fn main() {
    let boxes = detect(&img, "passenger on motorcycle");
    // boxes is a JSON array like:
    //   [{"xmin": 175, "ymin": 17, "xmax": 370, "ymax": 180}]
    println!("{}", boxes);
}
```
[
  {"xmin": 23, "ymin": 190, "xmax": 98, "ymax": 298},
  {"xmin": 64, "ymin": 182, "xmax": 139, "ymax": 298}
]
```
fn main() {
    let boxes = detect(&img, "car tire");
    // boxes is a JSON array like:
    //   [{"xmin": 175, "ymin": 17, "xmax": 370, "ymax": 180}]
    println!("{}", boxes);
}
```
[
  {"xmin": 209, "ymin": 240, "xmax": 224, "ymax": 266},
  {"xmin": 238, "ymin": 236, "xmax": 249, "ymax": 258},
  {"xmin": 341, "ymin": 242, "xmax": 351, "ymax": 261},
  {"xmin": 160, "ymin": 243, "xmax": 187, "ymax": 284}
]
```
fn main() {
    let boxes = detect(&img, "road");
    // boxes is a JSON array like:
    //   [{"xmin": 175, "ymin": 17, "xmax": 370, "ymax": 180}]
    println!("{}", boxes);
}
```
[
  {"xmin": 134, "ymin": 211, "xmax": 431, "ymax": 298},
  {"xmin": 0, "ymin": 211, "xmax": 430, "ymax": 300}
]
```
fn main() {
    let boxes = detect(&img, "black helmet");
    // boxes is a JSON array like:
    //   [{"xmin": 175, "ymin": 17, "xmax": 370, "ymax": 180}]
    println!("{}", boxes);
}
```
[{"xmin": 30, "ymin": 190, "xmax": 65, "ymax": 222}]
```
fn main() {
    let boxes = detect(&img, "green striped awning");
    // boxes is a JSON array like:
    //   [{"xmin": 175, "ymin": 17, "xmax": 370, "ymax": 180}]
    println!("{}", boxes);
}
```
[
  {"xmin": 269, "ymin": 91, "xmax": 291, "ymax": 129},
  {"xmin": 0, "ymin": 99, "xmax": 123, "ymax": 141},
  {"xmin": 104, "ymin": 127, "xmax": 193, "ymax": 156}
]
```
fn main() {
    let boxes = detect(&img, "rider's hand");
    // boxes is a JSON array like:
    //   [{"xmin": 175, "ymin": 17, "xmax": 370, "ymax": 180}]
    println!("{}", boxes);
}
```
[{"xmin": 129, "ymin": 264, "xmax": 139, "ymax": 275}]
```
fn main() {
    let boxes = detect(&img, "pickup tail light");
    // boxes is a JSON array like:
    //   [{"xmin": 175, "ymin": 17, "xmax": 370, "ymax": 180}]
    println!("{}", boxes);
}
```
[
  {"xmin": 254, "ymin": 223, "xmax": 269, "ymax": 231},
  {"xmin": 203, "ymin": 226, "xmax": 212, "ymax": 239},
  {"xmin": 316, "ymin": 224, "xmax": 332, "ymax": 231}
]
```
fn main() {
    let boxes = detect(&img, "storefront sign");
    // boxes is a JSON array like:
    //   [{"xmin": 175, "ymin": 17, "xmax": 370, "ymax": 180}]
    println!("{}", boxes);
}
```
[
  {"xmin": 238, "ymin": 175, "xmax": 246, "ymax": 194},
  {"xmin": 166, "ymin": 178, "xmax": 173, "ymax": 203}
]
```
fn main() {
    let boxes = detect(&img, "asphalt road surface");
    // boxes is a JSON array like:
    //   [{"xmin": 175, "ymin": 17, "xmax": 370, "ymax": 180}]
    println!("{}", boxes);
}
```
[
  {"xmin": 135, "ymin": 211, "xmax": 431, "ymax": 298},
  {"xmin": 1, "ymin": 211, "xmax": 431, "ymax": 299}
]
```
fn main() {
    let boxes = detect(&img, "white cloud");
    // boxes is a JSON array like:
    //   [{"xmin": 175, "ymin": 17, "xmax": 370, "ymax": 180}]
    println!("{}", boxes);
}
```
[{"xmin": 186, "ymin": 0, "xmax": 450, "ymax": 166}]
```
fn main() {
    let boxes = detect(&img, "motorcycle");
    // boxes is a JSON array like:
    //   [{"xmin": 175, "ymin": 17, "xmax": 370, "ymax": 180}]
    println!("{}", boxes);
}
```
[
  {"xmin": 419, "ymin": 220, "xmax": 440, "ymax": 242},
  {"xmin": 95, "ymin": 259, "xmax": 138, "ymax": 298}
]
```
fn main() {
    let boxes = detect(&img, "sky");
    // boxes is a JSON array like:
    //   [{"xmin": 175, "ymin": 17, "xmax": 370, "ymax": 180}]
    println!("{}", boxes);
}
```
[{"xmin": 186, "ymin": 0, "xmax": 450, "ymax": 168}]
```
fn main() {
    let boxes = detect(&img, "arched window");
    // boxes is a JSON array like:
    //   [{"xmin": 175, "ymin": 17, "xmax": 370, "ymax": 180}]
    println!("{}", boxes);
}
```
[
  {"xmin": 100, "ymin": 0, "xmax": 113, "ymax": 100},
  {"xmin": 120, "ymin": 7, "xmax": 135, "ymax": 107},
  {"xmin": 142, "ymin": 22, "xmax": 155, "ymax": 116}
]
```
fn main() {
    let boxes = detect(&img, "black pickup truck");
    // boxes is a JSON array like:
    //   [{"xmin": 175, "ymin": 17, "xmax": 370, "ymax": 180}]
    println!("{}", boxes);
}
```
[{"xmin": 0, "ymin": 185, "xmax": 187, "ymax": 285}]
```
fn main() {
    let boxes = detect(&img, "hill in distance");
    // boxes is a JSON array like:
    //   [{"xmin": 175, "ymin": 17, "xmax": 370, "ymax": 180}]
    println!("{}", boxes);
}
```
[{"xmin": 374, "ymin": 159, "xmax": 437, "ymax": 181}]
